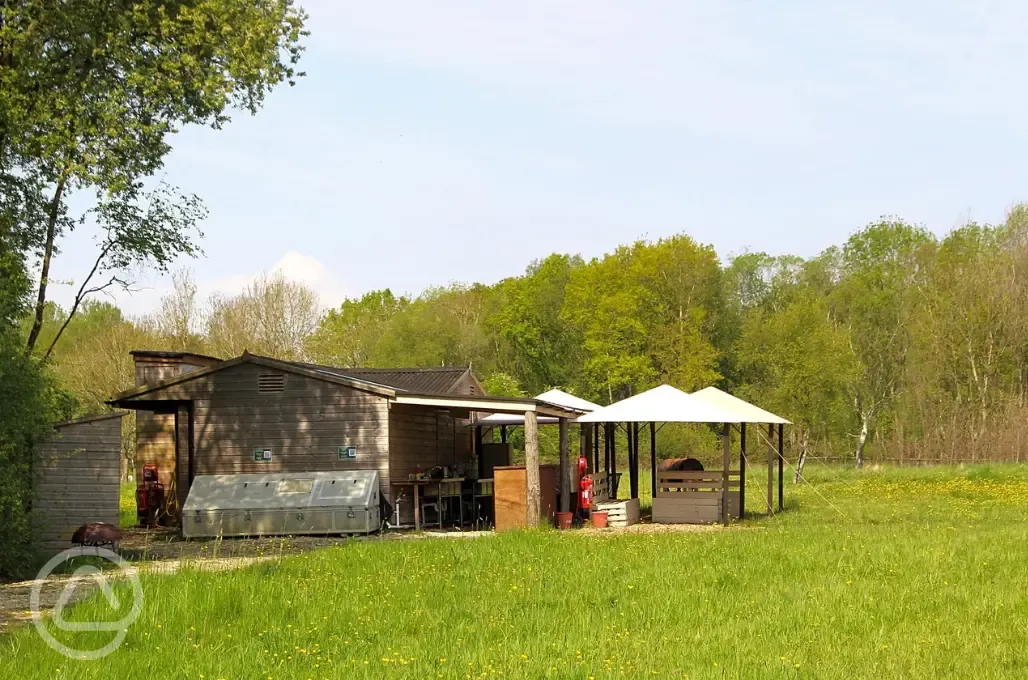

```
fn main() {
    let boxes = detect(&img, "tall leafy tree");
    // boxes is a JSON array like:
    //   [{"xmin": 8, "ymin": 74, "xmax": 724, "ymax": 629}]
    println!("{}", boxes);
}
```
[
  {"xmin": 490, "ymin": 254, "xmax": 584, "ymax": 393},
  {"xmin": 0, "ymin": 1, "xmax": 308, "ymax": 355},
  {"xmin": 0, "ymin": 222, "xmax": 70, "ymax": 576},
  {"xmin": 831, "ymin": 220, "xmax": 935, "ymax": 466},
  {"xmin": 305, "ymin": 290, "xmax": 409, "ymax": 368}
]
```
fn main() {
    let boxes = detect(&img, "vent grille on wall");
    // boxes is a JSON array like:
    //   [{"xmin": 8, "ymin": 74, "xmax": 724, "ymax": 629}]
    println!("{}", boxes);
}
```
[{"xmin": 258, "ymin": 373, "xmax": 285, "ymax": 393}]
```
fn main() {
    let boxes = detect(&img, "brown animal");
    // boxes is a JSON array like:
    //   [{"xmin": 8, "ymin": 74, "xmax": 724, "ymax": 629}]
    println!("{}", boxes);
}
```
[
  {"xmin": 659, "ymin": 457, "xmax": 704, "ymax": 472},
  {"xmin": 71, "ymin": 522, "xmax": 122, "ymax": 549}
]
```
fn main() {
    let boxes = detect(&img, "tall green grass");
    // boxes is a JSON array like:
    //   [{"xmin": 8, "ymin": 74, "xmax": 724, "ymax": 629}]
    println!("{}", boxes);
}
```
[{"xmin": 5, "ymin": 465, "xmax": 1028, "ymax": 679}]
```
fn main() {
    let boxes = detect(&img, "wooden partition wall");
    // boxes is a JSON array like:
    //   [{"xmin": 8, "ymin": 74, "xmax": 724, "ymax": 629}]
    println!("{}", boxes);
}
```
[{"xmin": 651, "ymin": 470, "xmax": 741, "ymax": 524}]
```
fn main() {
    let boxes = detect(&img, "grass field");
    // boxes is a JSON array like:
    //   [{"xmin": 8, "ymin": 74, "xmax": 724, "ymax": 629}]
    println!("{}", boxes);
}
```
[{"xmin": 5, "ymin": 465, "xmax": 1028, "ymax": 679}]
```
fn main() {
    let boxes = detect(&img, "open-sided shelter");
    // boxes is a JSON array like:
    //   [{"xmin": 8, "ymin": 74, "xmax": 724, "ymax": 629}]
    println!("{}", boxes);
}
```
[{"xmin": 579, "ymin": 385, "xmax": 789, "ymax": 524}]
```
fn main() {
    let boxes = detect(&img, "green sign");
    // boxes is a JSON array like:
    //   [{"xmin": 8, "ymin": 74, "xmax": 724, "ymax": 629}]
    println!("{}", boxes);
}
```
[
  {"xmin": 253, "ymin": 447, "xmax": 272, "ymax": 462},
  {"xmin": 338, "ymin": 446, "xmax": 357, "ymax": 460}
]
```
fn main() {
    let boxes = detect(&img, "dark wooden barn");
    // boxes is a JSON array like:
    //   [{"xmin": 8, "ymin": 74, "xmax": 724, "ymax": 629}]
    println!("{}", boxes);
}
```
[{"xmin": 110, "ymin": 351, "xmax": 576, "ymax": 526}]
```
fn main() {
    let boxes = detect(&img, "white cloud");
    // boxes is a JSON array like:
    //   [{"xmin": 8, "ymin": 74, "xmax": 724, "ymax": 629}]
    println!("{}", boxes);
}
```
[
  {"xmin": 202, "ymin": 251, "xmax": 356, "ymax": 310},
  {"xmin": 65, "ymin": 251, "xmax": 355, "ymax": 320}
]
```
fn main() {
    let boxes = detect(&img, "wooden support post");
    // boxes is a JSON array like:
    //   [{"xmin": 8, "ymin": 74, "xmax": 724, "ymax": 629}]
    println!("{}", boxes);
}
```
[
  {"xmin": 475, "ymin": 425, "xmax": 484, "ymax": 478},
  {"xmin": 767, "ymin": 423, "xmax": 774, "ymax": 514},
  {"xmin": 628, "ymin": 423, "xmax": 638, "ymax": 499},
  {"xmin": 610, "ymin": 423, "xmax": 617, "ymax": 496},
  {"xmin": 649, "ymin": 421, "xmax": 657, "ymax": 499},
  {"xmin": 778, "ymin": 423, "xmax": 785, "ymax": 511},
  {"xmin": 721, "ymin": 422, "xmax": 731, "ymax": 524},
  {"xmin": 739, "ymin": 423, "xmax": 746, "ymax": 519},
  {"xmin": 524, "ymin": 411, "xmax": 540, "ymax": 526},
  {"xmin": 603, "ymin": 423, "xmax": 610, "ymax": 484},
  {"xmin": 593, "ymin": 423, "xmax": 600, "ymax": 474},
  {"xmin": 559, "ymin": 418, "xmax": 570, "ymax": 513}
]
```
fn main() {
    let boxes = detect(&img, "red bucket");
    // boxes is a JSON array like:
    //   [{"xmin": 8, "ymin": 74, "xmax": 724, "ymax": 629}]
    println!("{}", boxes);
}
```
[
  {"xmin": 556, "ymin": 511, "xmax": 574, "ymax": 529},
  {"xmin": 591, "ymin": 511, "xmax": 609, "ymax": 529}
]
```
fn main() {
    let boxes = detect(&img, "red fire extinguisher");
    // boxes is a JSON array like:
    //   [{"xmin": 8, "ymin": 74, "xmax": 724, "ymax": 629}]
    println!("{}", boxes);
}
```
[{"xmin": 578, "ymin": 455, "xmax": 594, "ymax": 511}]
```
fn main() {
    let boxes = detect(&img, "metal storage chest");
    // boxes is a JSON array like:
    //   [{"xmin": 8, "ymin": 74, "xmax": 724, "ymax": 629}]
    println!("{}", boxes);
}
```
[{"xmin": 182, "ymin": 470, "xmax": 381, "ymax": 538}]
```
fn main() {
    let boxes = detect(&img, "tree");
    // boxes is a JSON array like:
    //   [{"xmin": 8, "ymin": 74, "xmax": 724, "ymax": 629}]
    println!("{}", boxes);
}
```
[
  {"xmin": 490, "ymin": 254, "xmax": 583, "ymax": 394},
  {"xmin": 305, "ymin": 290, "xmax": 408, "ymax": 367},
  {"xmin": 0, "ymin": 222, "xmax": 71, "ymax": 576},
  {"xmin": 374, "ymin": 284, "xmax": 501, "ymax": 371},
  {"xmin": 0, "ymin": 1, "xmax": 308, "ymax": 354},
  {"xmin": 739, "ymin": 290, "xmax": 859, "ymax": 480},
  {"xmin": 206, "ymin": 273, "xmax": 320, "ymax": 360},
  {"xmin": 563, "ymin": 236, "xmax": 721, "ymax": 402},
  {"xmin": 146, "ymin": 268, "xmax": 206, "ymax": 351},
  {"xmin": 831, "ymin": 220, "xmax": 935, "ymax": 466}
]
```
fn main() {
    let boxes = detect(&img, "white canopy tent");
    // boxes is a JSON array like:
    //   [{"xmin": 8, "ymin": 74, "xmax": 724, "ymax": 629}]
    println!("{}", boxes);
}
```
[
  {"xmin": 577, "ymin": 385, "xmax": 739, "ymax": 424},
  {"xmin": 577, "ymin": 384, "xmax": 789, "ymax": 523},
  {"xmin": 690, "ymin": 386, "xmax": 791, "ymax": 425},
  {"xmin": 476, "ymin": 389, "xmax": 600, "ymax": 428}
]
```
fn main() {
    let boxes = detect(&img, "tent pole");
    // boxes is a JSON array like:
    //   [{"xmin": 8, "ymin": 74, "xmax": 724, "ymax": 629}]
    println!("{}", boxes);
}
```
[
  {"xmin": 610, "ymin": 424, "xmax": 617, "ymax": 497},
  {"xmin": 649, "ymin": 421, "xmax": 657, "ymax": 499},
  {"xmin": 740, "ymin": 423, "xmax": 746, "ymax": 519},
  {"xmin": 778, "ymin": 423, "xmax": 785, "ymax": 511},
  {"xmin": 559, "ymin": 418, "xmax": 570, "ymax": 513},
  {"xmin": 593, "ymin": 423, "xmax": 600, "ymax": 475},
  {"xmin": 721, "ymin": 422, "xmax": 731, "ymax": 523},
  {"xmin": 501, "ymin": 425, "xmax": 507, "ymax": 444},
  {"xmin": 475, "ymin": 425, "xmax": 484, "ymax": 479},
  {"xmin": 602, "ymin": 424, "xmax": 608, "ymax": 488},
  {"xmin": 767, "ymin": 423, "xmax": 774, "ymax": 514},
  {"xmin": 632, "ymin": 423, "xmax": 638, "ymax": 498},
  {"xmin": 626, "ymin": 423, "xmax": 634, "ymax": 499}
]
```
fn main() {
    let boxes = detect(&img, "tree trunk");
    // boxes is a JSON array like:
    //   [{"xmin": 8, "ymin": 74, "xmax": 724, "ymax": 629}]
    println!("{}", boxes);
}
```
[
  {"xmin": 25, "ymin": 178, "xmax": 67, "ymax": 354},
  {"xmin": 855, "ymin": 411, "xmax": 870, "ymax": 468},
  {"xmin": 794, "ymin": 429, "xmax": 809, "ymax": 483}
]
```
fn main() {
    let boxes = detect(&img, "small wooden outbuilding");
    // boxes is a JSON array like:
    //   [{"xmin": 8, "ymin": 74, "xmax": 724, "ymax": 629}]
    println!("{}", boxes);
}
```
[
  {"xmin": 110, "ymin": 351, "xmax": 581, "ymax": 526},
  {"xmin": 32, "ymin": 413, "xmax": 126, "ymax": 556}
]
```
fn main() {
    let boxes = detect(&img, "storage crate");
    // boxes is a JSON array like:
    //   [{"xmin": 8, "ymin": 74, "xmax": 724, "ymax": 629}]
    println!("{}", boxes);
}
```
[{"xmin": 594, "ymin": 497, "xmax": 640, "ymax": 527}]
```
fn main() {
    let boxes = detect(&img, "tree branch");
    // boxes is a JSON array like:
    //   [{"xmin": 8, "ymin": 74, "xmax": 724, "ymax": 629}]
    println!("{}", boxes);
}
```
[
  {"xmin": 25, "ymin": 176, "xmax": 66, "ymax": 353},
  {"xmin": 40, "ymin": 239, "xmax": 118, "ymax": 362}
]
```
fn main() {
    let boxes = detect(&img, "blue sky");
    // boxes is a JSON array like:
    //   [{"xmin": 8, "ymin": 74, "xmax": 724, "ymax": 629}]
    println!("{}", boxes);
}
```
[{"xmin": 52, "ymin": 1, "xmax": 1028, "ymax": 316}]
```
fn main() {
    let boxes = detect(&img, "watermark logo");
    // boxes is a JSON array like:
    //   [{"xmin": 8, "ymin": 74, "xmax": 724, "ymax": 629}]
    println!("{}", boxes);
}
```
[{"xmin": 30, "ymin": 547, "xmax": 144, "ymax": 660}]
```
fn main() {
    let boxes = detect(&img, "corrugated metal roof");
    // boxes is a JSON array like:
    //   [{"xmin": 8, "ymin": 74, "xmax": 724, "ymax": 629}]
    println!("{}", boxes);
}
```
[
  {"xmin": 291, "ymin": 362, "xmax": 470, "ymax": 395},
  {"xmin": 476, "ymin": 389, "xmax": 599, "ymax": 426},
  {"xmin": 339, "ymin": 367, "xmax": 469, "ymax": 394}
]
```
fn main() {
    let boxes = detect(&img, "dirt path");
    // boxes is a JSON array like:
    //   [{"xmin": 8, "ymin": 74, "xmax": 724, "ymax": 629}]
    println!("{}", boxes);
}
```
[{"xmin": 0, "ymin": 555, "xmax": 280, "ymax": 634}]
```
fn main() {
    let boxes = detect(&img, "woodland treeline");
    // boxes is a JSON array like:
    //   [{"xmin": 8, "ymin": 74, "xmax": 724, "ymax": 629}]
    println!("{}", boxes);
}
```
[{"xmin": 39, "ymin": 206, "xmax": 1028, "ymax": 468}]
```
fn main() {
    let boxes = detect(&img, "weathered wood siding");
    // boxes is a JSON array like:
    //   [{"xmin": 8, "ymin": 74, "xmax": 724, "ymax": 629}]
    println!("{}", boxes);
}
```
[
  {"xmin": 142, "ymin": 362, "xmax": 392, "ymax": 503},
  {"xmin": 132, "ymin": 356, "xmax": 216, "ymax": 489},
  {"xmin": 32, "ymin": 414, "xmax": 124, "ymax": 556},
  {"xmin": 134, "ymin": 356, "xmax": 180, "ymax": 489},
  {"xmin": 388, "ymin": 404, "xmax": 474, "ymax": 522}
]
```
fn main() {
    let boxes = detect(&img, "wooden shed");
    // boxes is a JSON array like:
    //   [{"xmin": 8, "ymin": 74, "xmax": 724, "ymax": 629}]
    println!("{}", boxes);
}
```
[
  {"xmin": 32, "ymin": 413, "xmax": 126, "ymax": 556},
  {"xmin": 110, "ymin": 352, "xmax": 578, "ymax": 527}
]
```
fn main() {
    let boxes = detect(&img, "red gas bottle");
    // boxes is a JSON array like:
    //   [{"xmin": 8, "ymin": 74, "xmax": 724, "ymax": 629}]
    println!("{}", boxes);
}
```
[
  {"xmin": 136, "ymin": 464, "xmax": 165, "ymax": 527},
  {"xmin": 578, "ymin": 455, "xmax": 594, "ymax": 511}
]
